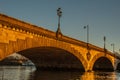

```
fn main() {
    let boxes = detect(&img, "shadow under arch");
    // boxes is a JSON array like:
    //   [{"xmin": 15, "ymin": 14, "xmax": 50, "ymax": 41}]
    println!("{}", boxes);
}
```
[
  {"xmin": 18, "ymin": 46, "xmax": 85, "ymax": 71},
  {"xmin": 116, "ymin": 63, "xmax": 120, "ymax": 71},
  {"xmin": 89, "ymin": 53, "xmax": 114, "ymax": 71},
  {"xmin": 93, "ymin": 57, "xmax": 114, "ymax": 71}
]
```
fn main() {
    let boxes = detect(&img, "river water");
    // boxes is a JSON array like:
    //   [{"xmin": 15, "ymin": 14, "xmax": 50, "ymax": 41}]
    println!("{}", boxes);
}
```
[{"xmin": 0, "ymin": 66, "xmax": 120, "ymax": 80}]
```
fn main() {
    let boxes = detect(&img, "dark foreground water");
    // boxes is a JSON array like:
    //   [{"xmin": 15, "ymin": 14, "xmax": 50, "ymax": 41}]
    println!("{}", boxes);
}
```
[{"xmin": 0, "ymin": 66, "xmax": 120, "ymax": 80}]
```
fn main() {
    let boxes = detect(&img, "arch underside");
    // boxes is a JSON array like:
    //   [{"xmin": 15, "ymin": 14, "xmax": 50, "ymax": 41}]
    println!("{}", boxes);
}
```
[
  {"xmin": 117, "ymin": 63, "xmax": 120, "ymax": 71},
  {"xmin": 18, "ymin": 47, "xmax": 85, "ymax": 71},
  {"xmin": 93, "ymin": 57, "xmax": 114, "ymax": 71}
]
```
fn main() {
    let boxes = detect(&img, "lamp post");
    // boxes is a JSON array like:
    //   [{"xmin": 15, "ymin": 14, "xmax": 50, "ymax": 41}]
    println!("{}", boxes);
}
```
[
  {"xmin": 84, "ymin": 25, "xmax": 89, "ymax": 49},
  {"xmin": 56, "ymin": 8, "xmax": 62, "ymax": 39},
  {"xmin": 103, "ymin": 36, "xmax": 107, "ymax": 52},
  {"xmin": 84, "ymin": 25, "xmax": 91, "ymax": 60},
  {"xmin": 103, "ymin": 36, "xmax": 106, "ymax": 50},
  {"xmin": 103, "ymin": 36, "xmax": 107, "ymax": 56},
  {"xmin": 111, "ymin": 43, "xmax": 115, "ymax": 53},
  {"xmin": 57, "ymin": 8, "xmax": 62, "ymax": 29}
]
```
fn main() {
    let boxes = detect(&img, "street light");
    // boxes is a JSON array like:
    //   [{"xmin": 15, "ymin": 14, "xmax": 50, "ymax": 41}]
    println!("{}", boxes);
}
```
[
  {"xmin": 84, "ymin": 25, "xmax": 89, "ymax": 49},
  {"xmin": 57, "ymin": 8, "xmax": 62, "ymax": 29},
  {"xmin": 103, "ymin": 36, "xmax": 107, "ymax": 52},
  {"xmin": 56, "ymin": 8, "xmax": 62, "ymax": 39},
  {"xmin": 103, "ymin": 36, "xmax": 106, "ymax": 50},
  {"xmin": 103, "ymin": 36, "xmax": 107, "ymax": 56},
  {"xmin": 84, "ymin": 25, "xmax": 91, "ymax": 60},
  {"xmin": 111, "ymin": 43, "xmax": 115, "ymax": 53}
]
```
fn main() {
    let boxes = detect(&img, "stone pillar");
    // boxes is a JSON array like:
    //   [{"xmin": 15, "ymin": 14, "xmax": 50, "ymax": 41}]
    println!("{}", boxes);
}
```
[{"xmin": 85, "ymin": 62, "xmax": 93, "ymax": 72}]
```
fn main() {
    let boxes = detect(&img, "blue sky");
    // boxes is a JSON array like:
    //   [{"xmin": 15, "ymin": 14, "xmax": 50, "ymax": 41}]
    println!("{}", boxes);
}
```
[{"xmin": 0, "ymin": 0, "xmax": 120, "ymax": 53}]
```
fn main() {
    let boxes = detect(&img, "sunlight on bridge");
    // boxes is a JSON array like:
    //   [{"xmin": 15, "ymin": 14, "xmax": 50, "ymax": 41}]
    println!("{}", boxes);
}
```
[{"xmin": 0, "ymin": 13, "xmax": 120, "ymax": 72}]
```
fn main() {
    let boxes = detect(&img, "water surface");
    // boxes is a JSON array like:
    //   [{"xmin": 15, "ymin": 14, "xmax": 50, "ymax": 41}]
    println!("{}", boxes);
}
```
[{"xmin": 0, "ymin": 66, "xmax": 120, "ymax": 80}]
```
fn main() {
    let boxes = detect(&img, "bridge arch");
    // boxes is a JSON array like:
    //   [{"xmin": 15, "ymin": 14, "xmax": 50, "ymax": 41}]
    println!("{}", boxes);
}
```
[
  {"xmin": 17, "ymin": 46, "xmax": 86, "ymax": 71},
  {"xmin": 89, "ymin": 53, "xmax": 114, "ymax": 71}
]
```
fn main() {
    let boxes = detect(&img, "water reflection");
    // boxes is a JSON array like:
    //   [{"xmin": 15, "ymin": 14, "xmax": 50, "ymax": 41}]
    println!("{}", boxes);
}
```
[
  {"xmin": 32, "ymin": 70, "xmax": 120, "ymax": 80},
  {"xmin": 81, "ymin": 71, "xmax": 117, "ymax": 80},
  {"xmin": 0, "ymin": 66, "xmax": 36, "ymax": 80},
  {"xmin": 33, "ymin": 70, "xmax": 83, "ymax": 80},
  {"xmin": 0, "ymin": 66, "xmax": 120, "ymax": 80},
  {"xmin": 81, "ymin": 72, "xmax": 94, "ymax": 80}
]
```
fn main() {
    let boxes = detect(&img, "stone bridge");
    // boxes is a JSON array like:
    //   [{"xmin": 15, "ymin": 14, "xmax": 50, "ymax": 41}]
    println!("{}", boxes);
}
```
[{"xmin": 0, "ymin": 13, "xmax": 120, "ymax": 71}]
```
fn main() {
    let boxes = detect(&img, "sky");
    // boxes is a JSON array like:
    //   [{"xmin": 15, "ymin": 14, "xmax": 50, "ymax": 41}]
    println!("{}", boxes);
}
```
[{"xmin": 0, "ymin": 0, "xmax": 120, "ymax": 53}]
